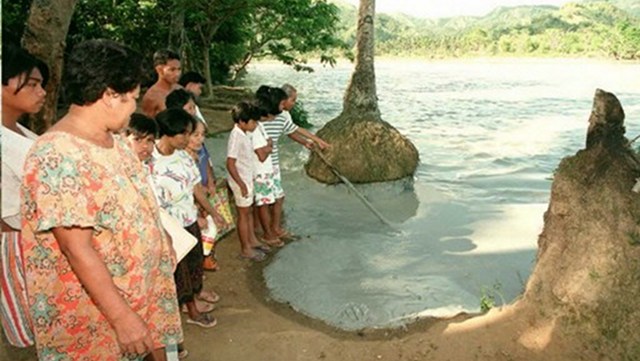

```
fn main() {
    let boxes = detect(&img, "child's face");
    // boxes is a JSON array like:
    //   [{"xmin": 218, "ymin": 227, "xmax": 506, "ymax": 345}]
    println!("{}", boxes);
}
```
[
  {"xmin": 185, "ymin": 82, "xmax": 203, "ymax": 97},
  {"xmin": 239, "ymin": 119, "xmax": 258, "ymax": 132},
  {"xmin": 128, "ymin": 133, "xmax": 155, "ymax": 161},
  {"xmin": 182, "ymin": 99, "xmax": 196, "ymax": 116},
  {"xmin": 170, "ymin": 124, "xmax": 193, "ymax": 150},
  {"xmin": 188, "ymin": 122, "xmax": 206, "ymax": 152}
]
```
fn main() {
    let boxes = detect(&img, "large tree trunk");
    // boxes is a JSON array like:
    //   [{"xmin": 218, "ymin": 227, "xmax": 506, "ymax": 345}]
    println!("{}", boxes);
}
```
[
  {"xmin": 21, "ymin": 0, "xmax": 77, "ymax": 134},
  {"xmin": 305, "ymin": 0, "xmax": 418, "ymax": 184},
  {"xmin": 202, "ymin": 43, "xmax": 214, "ymax": 100}
]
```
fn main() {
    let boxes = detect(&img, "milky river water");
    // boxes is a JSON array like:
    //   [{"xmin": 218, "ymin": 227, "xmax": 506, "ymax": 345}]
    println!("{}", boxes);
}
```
[{"xmin": 206, "ymin": 59, "xmax": 640, "ymax": 330}]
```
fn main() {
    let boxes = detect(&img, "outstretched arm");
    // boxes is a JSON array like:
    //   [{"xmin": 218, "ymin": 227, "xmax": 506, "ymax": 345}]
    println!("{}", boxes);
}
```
[{"xmin": 288, "ymin": 128, "xmax": 331, "ymax": 150}]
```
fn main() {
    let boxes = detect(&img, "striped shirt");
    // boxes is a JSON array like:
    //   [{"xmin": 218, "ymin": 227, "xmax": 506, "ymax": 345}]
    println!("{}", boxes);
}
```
[{"xmin": 261, "ymin": 111, "xmax": 299, "ymax": 168}]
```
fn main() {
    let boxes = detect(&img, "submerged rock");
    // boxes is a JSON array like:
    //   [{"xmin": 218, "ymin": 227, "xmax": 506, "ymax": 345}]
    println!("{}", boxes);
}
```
[{"xmin": 305, "ymin": 113, "xmax": 419, "ymax": 184}]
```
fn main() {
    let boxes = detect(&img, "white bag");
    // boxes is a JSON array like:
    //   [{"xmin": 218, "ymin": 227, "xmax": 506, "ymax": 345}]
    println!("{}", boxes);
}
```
[{"xmin": 158, "ymin": 208, "xmax": 197, "ymax": 262}]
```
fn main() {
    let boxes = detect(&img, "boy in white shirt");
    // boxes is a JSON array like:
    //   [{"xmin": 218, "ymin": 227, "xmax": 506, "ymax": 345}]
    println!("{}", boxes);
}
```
[{"xmin": 226, "ymin": 102, "xmax": 266, "ymax": 261}]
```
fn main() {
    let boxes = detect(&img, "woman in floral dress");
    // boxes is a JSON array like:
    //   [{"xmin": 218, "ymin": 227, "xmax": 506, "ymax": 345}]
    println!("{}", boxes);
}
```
[{"xmin": 20, "ymin": 39, "xmax": 181, "ymax": 361}]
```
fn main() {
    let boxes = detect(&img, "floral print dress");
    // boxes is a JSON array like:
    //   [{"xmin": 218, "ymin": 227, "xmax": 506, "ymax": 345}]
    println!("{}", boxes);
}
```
[{"xmin": 21, "ymin": 132, "xmax": 182, "ymax": 360}]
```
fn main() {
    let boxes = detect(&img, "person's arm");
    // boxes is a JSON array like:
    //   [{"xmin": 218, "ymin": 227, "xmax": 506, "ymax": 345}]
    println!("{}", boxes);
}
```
[
  {"xmin": 295, "ymin": 128, "xmax": 331, "ymax": 149},
  {"xmin": 194, "ymin": 183, "xmax": 217, "ymax": 217},
  {"xmin": 226, "ymin": 157, "xmax": 248, "ymax": 196},
  {"xmin": 52, "ymin": 227, "xmax": 154, "ymax": 355},
  {"xmin": 287, "ymin": 131, "xmax": 312, "ymax": 148},
  {"xmin": 254, "ymin": 139, "xmax": 272, "ymax": 162},
  {"xmin": 205, "ymin": 163, "xmax": 216, "ymax": 194}
]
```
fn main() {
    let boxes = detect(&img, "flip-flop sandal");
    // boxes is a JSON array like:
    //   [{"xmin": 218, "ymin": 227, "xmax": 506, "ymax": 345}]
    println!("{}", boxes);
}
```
[
  {"xmin": 238, "ymin": 251, "xmax": 267, "ymax": 262},
  {"xmin": 181, "ymin": 300, "xmax": 215, "ymax": 314},
  {"xmin": 253, "ymin": 244, "xmax": 272, "ymax": 253},
  {"xmin": 275, "ymin": 230, "xmax": 294, "ymax": 239},
  {"xmin": 261, "ymin": 238, "xmax": 285, "ymax": 248},
  {"xmin": 186, "ymin": 313, "xmax": 217, "ymax": 328},
  {"xmin": 197, "ymin": 290, "xmax": 221, "ymax": 304}
]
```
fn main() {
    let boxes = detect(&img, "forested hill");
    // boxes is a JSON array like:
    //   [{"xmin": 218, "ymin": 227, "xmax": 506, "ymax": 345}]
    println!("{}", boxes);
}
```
[{"xmin": 333, "ymin": 0, "xmax": 640, "ymax": 59}]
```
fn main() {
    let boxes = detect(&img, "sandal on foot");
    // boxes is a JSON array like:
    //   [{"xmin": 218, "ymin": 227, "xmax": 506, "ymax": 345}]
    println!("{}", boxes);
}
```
[
  {"xmin": 186, "ymin": 313, "xmax": 217, "ymax": 328},
  {"xmin": 181, "ymin": 299, "xmax": 215, "ymax": 314},
  {"xmin": 239, "ymin": 251, "xmax": 266, "ymax": 262},
  {"xmin": 261, "ymin": 238, "xmax": 285, "ymax": 248},
  {"xmin": 253, "ymin": 244, "xmax": 271, "ymax": 253},
  {"xmin": 197, "ymin": 290, "xmax": 221, "ymax": 304},
  {"xmin": 203, "ymin": 256, "xmax": 219, "ymax": 271},
  {"xmin": 275, "ymin": 229, "xmax": 294, "ymax": 239}
]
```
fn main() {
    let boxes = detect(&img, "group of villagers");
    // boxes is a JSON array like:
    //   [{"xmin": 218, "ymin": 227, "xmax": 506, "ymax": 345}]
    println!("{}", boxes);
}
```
[{"xmin": 1, "ymin": 38, "xmax": 329, "ymax": 361}]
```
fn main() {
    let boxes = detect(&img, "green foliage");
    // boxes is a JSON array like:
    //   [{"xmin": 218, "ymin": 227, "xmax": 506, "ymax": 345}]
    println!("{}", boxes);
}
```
[
  {"xmin": 627, "ymin": 231, "xmax": 640, "ymax": 246},
  {"xmin": 479, "ymin": 282, "xmax": 505, "ymax": 313},
  {"xmin": 230, "ymin": 0, "xmax": 347, "ymax": 81},
  {"xmin": 2, "ymin": 0, "xmax": 345, "ymax": 87},
  {"xmin": 334, "ymin": 0, "xmax": 640, "ymax": 60},
  {"xmin": 290, "ymin": 101, "xmax": 313, "ymax": 129},
  {"xmin": 1, "ymin": 0, "xmax": 31, "ymax": 44},
  {"xmin": 68, "ymin": 0, "xmax": 170, "ymax": 63}
]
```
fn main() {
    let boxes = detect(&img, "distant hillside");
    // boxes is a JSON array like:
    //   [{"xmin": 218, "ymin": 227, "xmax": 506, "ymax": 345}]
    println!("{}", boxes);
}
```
[
  {"xmin": 331, "ymin": 0, "xmax": 640, "ymax": 59},
  {"xmin": 585, "ymin": 0, "xmax": 640, "ymax": 17}
]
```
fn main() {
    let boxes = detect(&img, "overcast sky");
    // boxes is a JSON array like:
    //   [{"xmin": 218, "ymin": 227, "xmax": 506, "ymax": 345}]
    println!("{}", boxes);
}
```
[{"xmin": 342, "ymin": 0, "xmax": 574, "ymax": 18}]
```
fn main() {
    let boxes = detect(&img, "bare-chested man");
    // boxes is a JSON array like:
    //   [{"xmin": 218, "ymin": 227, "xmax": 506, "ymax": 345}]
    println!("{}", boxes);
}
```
[{"xmin": 141, "ymin": 49, "xmax": 181, "ymax": 118}]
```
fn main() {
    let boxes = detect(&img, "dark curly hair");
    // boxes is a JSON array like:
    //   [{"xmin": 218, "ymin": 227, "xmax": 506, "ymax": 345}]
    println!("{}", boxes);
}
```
[
  {"xmin": 231, "ymin": 101, "xmax": 261, "ymax": 124},
  {"xmin": 1, "ymin": 43, "xmax": 49, "ymax": 93},
  {"xmin": 155, "ymin": 108, "xmax": 196, "ymax": 137},
  {"xmin": 255, "ymin": 85, "xmax": 287, "ymax": 116},
  {"xmin": 126, "ymin": 113, "xmax": 158, "ymax": 139},
  {"xmin": 63, "ymin": 39, "xmax": 143, "ymax": 106},
  {"xmin": 165, "ymin": 88, "xmax": 195, "ymax": 110},
  {"xmin": 179, "ymin": 71, "xmax": 205, "ymax": 87}
]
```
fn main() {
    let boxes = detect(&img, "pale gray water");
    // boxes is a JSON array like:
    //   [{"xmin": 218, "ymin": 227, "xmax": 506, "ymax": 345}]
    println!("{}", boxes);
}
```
[{"xmin": 206, "ymin": 59, "xmax": 640, "ymax": 331}]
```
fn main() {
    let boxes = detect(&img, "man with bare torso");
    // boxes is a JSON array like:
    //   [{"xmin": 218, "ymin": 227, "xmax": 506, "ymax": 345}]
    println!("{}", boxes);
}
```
[{"xmin": 141, "ymin": 49, "xmax": 182, "ymax": 118}]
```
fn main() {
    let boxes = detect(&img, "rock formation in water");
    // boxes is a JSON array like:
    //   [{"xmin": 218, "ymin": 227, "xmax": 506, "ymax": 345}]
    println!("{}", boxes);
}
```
[
  {"xmin": 419, "ymin": 89, "xmax": 640, "ymax": 361},
  {"xmin": 516, "ymin": 88, "xmax": 640, "ymax": 358},
  {"xmin": 305, "ymin": 0, "xmax": 419, "ymax": 184}
]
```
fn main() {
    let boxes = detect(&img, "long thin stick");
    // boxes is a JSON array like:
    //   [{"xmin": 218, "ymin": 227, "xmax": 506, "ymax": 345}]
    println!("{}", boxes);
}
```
[{"xmin": 312, "ymin": 147, "xmax": 396, "ymax": 228}]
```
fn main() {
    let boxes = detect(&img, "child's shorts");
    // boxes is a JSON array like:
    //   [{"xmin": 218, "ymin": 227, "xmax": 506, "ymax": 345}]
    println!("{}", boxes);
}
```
[
  {"xmin": 273, "ymin": 166, "xmax": 285, "ymax": 199},
  {"xmin": 228, "ymin": 179, "xmax": 254, "ymax": 208},
  {"xmin": 254, "ymin": 172, "xmax": 277, "ymax": 206}
]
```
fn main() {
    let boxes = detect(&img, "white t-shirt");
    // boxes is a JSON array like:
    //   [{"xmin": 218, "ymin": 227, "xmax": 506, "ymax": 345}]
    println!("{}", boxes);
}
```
[
  {"xmin": 252, "ymin": 122, "xmax": 274, "ymax": 176},
  {"xmin": 2, "ymin": 124, "xmax": 38, "ymax": 229},
  {"xmin": 150, "ymin": 147, "xmax": 201, "ymax": 227},
  {"xmin": 226, "ymin": 124, "xmax": 254, "ymax": 187}
]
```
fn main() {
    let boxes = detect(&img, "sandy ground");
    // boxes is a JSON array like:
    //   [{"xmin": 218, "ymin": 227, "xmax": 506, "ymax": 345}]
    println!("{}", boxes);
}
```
[{"xmin": 1, "ymin": 230, "xmax": 586, "ymax": 361}]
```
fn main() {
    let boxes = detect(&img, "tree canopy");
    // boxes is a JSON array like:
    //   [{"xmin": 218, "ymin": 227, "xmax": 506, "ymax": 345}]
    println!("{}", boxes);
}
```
[{"xmin": 2, "ymin": 0, "xmax": 347, "ymax": 91}]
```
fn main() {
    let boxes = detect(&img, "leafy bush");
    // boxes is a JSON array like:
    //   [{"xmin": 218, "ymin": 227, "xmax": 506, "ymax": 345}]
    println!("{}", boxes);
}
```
[{"xmin": 290, "ymin": 100, "xmax": 313, "ymax": 129}]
